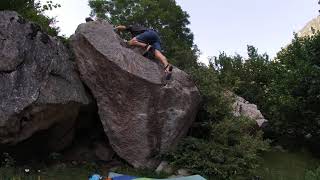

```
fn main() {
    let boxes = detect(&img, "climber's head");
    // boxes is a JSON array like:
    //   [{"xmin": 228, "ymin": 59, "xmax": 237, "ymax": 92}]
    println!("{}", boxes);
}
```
[{"xmin": 85, "ymin": 17, "xmax": 94, "ymax": 22}]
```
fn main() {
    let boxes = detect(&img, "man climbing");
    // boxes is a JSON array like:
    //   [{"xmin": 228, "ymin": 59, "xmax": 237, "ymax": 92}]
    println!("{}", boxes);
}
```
[{"xmin": 115, "ymin": 24, "xmax": 173, "ymax": 80}]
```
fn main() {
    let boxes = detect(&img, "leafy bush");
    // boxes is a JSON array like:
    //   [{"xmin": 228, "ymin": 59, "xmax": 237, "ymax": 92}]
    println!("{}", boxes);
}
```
[
  {"xmin": 187, "ymin": 64, "xmax": 232, "ymax": 124},
  {"xmin": 266, "ymin": 34, "xmax": 320, "ymax": 142},
  {"xmin": 213, "ymin": 35, "xmax": 320, "ymax": 148},
  {"xmin": 164, "ymin": 117, "xmax": 270, "ymax": 179},
  {"xmin": 305, "ymin": 167, "xmax": 320, "ymax": 180},
  {"xmin": 160, "ymin": 55, "xmax": 270, "ymax": 180},
  {"xmin": 212, "ymin": 45, "xmax": 271, "ymax": 106},
  {"xmin": 1, "ymin": 152, "xmax": 15, "ymax": 168},
  {"xmin": 159, "ymin": 54, "xmax": 271, "ymax": 180}
]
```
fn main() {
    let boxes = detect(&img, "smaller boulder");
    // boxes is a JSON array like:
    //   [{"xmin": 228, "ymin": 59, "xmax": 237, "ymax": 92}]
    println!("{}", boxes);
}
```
[
  {"xmin": 155, "ymin": 161, "xmax": 173, "ymax": 174},
  {"xmin": 232, "ymin": 95, "xmax": 268, "ymax": 127},
  {"xmin": 177, "ymin": 169, "xmax": 191, "ymax": 176}
]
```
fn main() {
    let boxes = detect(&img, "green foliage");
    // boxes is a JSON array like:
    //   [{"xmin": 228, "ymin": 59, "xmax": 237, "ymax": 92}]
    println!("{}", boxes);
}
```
[
  {"xmin": 305, "ymin": 167, "xmax": 320, "ymax": 180},
  {"xmin": 212, "ymin": 46, "xmax": 271, "ymax": 105},
  {"xmin": 1, "ymin": 152, "xmax": 15, "ymax": 168},
  {"xmin": 268, "ymin": 34, "xmax": 320, "ymax": 141},
  {"xmin": 171, "ymin": 59, "xmax": 270, "ymax": 180},
  {"xmin": 187, "ymin": 64, "xmax": 232, "ymax": 129},
  {"xmin": 42, "ymin": 1, "xmax": 61, "ymax": 11},
  {"xmin": 257, "ymin": 148, "xmax": 320, "ymax": 180},
  {"xmin": 164, "ymin": 117, "xmax": 270, "ymax": 179},
  {"xmin": 0, "ymin": 165, "xmax": 97, "ymax": 179},
  {"xmin": 88, "ymin": 0, "xmax": 199, "ymax": 70},
  {"xmin": 213, "ymin": 34, "xmax": 320, "ymax": 148},
  {"xmin": 0, "ymin": 0, "xmax": 61, "ymax": 36},
  {"xmin": 0, "ymin": 0, "xmax": 33, "ymax": 12},
  {"xmin": 88, "ymin": 0, "xmax": 110, "ymax": 19}
]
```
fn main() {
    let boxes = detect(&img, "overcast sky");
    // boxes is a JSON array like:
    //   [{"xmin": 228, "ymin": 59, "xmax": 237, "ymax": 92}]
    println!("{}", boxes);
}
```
[{"xmin": 41, "ymin": 0, "xmax": 318, "ymax": 64}]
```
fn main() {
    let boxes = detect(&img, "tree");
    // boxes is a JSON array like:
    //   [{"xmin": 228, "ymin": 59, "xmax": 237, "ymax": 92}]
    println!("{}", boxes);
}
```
[
  {"xmin": 213, "ymin": 46, "xmax": 271, "ymax": 105},
  {"xmin": 0, "ymin": 0, "xmax": 61, "ymax": 36},
  {"xmin": 268, "ymin": 34, "xmax": 320, "ymax": 144},
  {"xmin": 0, "ymin": 0, "xmax": 35, "ymax": 12},
  {"xmin": 88, "ymin": 0, "xmax": 199, "ymax": 69},
  {"xmin": 213, "ymin": 33, "xmax": 320, "ymax": 150}
]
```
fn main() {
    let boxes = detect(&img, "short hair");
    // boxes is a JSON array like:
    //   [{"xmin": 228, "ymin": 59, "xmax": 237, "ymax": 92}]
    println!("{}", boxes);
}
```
[{"xmin": 85, "ymin": 17, "xmax": 94, "ymax": 22}]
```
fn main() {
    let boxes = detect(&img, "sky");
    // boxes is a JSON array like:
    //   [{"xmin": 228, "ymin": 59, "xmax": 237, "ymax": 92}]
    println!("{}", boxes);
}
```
[{"xmin": 41, "ymin": 0, "xmax": 318, "ymax": 64}]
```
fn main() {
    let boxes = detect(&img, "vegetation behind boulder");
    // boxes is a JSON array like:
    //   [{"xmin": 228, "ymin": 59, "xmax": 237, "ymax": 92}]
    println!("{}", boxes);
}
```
[
  {"xmin": 212, "ymin": 34, "xmax": 320, "ymax": 150},
  {"xmin": 0, "ymin": 0, "xmax": 61, "ymax": 36},
  {"xmin": 164, "ymin": 117, "xmax": 269, "ymax": 179}
]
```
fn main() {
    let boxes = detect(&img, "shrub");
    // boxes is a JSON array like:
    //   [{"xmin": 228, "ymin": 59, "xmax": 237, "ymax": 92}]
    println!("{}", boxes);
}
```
[
  {"xmin": 164, "ymin": 117, "xmax": 270, "ymax": 179},
  {"xmin": 305, "ymin": 167, "xmax": 320, "ymax": 180},
  {"xmin": 1, "ymin": 152, "xmax": 15, "ymax": 168}
]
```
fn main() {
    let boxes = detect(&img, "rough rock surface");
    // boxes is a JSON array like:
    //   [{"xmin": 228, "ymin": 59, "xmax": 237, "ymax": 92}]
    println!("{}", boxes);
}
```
[
  {"xmin": 298, "ymin": 16, "xmax": 320, "ymax": 37},
  {"xmin": 232, "ymin": 95, "xmax": 268, "ymax": 127},
  {"xmin": 155, "ymin": 161, "xmax": 173, "ymax": 174},
  {"xmin": 93, "ymin": 141, "xmax": 115, "ymax": 161},
  {"xmin": 0, "ymin": 11, "xmax": 88, "ymax": 150},
  {"xmin": 63, "ymin": 140, "xmax": 114, "ymax": 162},
  {"xmin": 70, "ymin": 21, "xmax": 201, "ymax": 168}
]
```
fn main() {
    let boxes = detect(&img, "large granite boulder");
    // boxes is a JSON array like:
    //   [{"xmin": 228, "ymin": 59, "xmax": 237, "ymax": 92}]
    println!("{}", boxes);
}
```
[
  {"xmin": 70, "ymin": 20, "xmax": 201, "ymax": 168},
  {"xmin": 0, "ymin": 11, "xmax": 88, "ymax": 151}
]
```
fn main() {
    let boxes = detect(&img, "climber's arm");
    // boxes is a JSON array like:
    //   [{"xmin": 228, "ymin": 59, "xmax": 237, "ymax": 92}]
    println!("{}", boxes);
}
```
[{"xmin": 115, "ymin": 25, "xmax": 128, "ymax": 31}]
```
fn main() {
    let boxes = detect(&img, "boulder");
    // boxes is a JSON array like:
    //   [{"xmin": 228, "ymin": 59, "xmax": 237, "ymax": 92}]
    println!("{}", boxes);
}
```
[
  {"xmin": 93, "ymin": 141, "xmax": 115, "ymax": 161},
  {"xmin": 298, "ymin": 16, "xmax": 320, "ymax": 37},
  {"xmin": 70, "ymin": 20, "xmax": 201, "ymax": 168},
  {"xmin": 0, "ymin": 11, "xmax": 88, "ymax": 150},
  {"xmin": 232, "ymin": 95, "xmax": 268, "ymax": 127},
  {"xmin": 155, "ymin": 161, "xmax": 173, "ymax": 174},
  {"xmin": 177, "ymin": 169, "xmax": 191, "ymax": 176},
  {"xmin": 63, "ymin": 140, "xmax": 114, "ymax": 162}
]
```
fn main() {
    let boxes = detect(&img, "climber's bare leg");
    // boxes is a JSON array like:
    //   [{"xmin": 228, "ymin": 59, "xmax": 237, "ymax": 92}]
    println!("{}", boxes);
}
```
[
  {"xmin": 128, "ymin": 37, "xmax": 147, "ymax": 48},
  {"xmin": 154, "ymin": 50, "xmax": 171, "ymax": 72},
  {"xmin": 129, "ymin": 38, "xmax": 172, "ymax": 73}
]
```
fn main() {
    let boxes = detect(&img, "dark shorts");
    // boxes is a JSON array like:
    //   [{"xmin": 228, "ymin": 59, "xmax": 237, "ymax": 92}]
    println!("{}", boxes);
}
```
[{"xmin": 136, "ymin": 30, "xmax": 161, "ymax": 51}]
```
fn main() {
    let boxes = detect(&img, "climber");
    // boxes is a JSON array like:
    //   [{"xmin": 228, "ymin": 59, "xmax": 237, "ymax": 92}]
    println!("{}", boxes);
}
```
[{"xmin": 115, "ymin": 24, "xmax": 173, "ymax": 80}]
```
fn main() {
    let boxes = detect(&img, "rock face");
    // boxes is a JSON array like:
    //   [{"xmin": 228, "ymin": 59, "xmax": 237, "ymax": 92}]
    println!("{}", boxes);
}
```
[
  {"xmin": 298, "ymin": 16, "xmax": 320, "ymax": 37},
  {"xmin": 232, "ymin": 95, "xmax": 267, "ymax": 127},
  {"xmin": 0, "ymin": 11, "xmax": 88, "ymax": 150},
  {"xmin": 70, "ymin": 21, "xmax": 201, "ymax": 168},
  {"xmin": 63, "ymin": 140, "xmax": 115, "ymax": 162}
]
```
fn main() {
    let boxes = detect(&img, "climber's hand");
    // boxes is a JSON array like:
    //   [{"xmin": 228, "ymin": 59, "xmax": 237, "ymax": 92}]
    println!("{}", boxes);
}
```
[{"xmin": 115, "ymin": 25, "xmax": 126, "ymax": 31}]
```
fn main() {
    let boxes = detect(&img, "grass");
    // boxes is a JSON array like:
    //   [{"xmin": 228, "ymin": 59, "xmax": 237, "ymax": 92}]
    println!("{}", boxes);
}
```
[
  {"xmin": 257, "ymin": 148, "xmax": 320, "ymax": 180},
  {"xmin": 113, "ymin": 166, "xmax": 170, "ymax": 179},
  {"xmin": 0, "ymin": 163, "xmax": 101, "ymax": 180},
  {"xmin": 2, "ymin": 147, "xmax": 319, "ymax": 180},
  {"xmin": 0, "ymin": 164, "xmax": 170, "ymax": 180}
]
